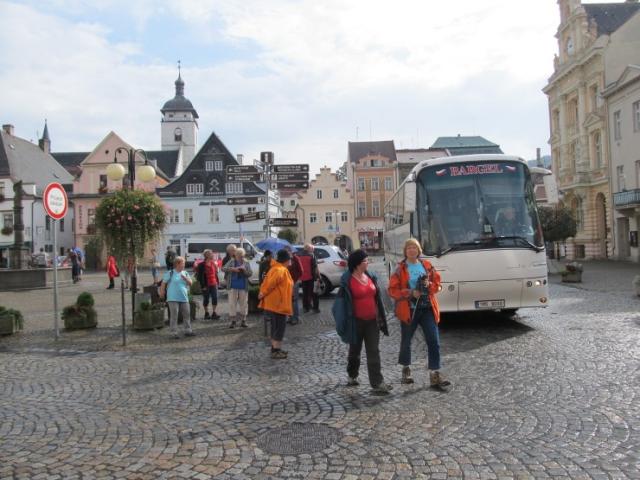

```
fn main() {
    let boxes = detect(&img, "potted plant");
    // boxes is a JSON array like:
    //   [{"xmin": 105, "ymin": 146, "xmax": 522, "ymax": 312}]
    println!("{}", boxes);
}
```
[
  {"xmin": 0, "ymin": 306, "xmax": 24, "ymax": 335},
  {"xmin": 248, "ymin": 284, "xmax": 261, "ymax": 314},
  {"xmin": 560, "ymin": 261, "xmax": 583, "ymax": 283},
  {"xmin": 1, "ymin": 226, "xmax": 13, "ymax": 236},
  {"xmin": 134, "ymin": 301, "xmax": 165, "ymax": 330},
  {"xmin": 62, "ymin": 292, "xmax": 98, "ymax": 330}
]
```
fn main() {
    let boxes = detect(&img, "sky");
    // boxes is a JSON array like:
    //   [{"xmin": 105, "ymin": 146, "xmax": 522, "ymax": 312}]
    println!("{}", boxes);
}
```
[{"xmin": 0, "ymin": 1, "xmax": 619, "ymax": 173}]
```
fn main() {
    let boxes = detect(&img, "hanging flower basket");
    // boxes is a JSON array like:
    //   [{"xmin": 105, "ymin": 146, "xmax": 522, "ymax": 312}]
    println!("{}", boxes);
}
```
[
  {"xmin": 95, "ymin": 189, "xmax": 166, "ymax": 264},
  {"xmin": 1, "ymin": 226, "xmax": 13, "ymax": 236}
]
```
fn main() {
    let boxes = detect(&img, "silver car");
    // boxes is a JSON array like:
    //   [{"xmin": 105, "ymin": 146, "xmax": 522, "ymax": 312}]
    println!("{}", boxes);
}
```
[{"xmin": 293, "ymin": 244, "xmax": 347, "ymax": 296}]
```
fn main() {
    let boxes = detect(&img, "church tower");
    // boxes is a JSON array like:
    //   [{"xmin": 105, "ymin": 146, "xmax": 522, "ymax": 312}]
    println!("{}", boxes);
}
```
[{"xmin": 161, "ymin": 63, "xmax": 199, "ymax": 165}]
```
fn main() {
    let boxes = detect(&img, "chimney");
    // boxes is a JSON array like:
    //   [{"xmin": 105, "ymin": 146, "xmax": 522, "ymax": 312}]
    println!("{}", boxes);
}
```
[
  {"xmin": 2, "ymin": 124, "xmax": 14, "ymax": 136},
  {"xmin": 536, "ymin": 148, "xmax": 543, "ymax": 167},
  {"xmin": 237, "ymin": 154, "xmax": 244, "ymax": 165}
]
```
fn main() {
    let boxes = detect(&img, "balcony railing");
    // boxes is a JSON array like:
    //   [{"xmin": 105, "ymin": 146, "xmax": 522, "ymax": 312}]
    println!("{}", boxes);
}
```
[{"xmin": 614, "ymin": 189, "xmax": 640, "ymax": 208}]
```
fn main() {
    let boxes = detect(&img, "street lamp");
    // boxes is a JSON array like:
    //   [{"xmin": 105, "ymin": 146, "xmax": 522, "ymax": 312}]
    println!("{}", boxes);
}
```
[{"xmin": 106, "ymin": 147, "xmax": 156, "ymax": 331}]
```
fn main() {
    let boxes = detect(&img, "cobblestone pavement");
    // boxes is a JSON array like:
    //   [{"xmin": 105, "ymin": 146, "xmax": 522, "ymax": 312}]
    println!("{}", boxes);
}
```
[{"xmin": 1, "ymin": 260, "xmax": 639, "ymax": 479}]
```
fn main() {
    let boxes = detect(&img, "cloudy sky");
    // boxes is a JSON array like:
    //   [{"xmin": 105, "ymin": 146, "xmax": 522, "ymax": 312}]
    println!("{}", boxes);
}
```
[{"xmin": 0, "ymin": 1, "xmax": 613, "ymax": 172}]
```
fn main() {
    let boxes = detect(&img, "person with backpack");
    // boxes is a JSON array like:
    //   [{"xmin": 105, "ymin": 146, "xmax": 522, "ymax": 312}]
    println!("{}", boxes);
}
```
[
  {"xmin": 298, "ymin": 243, "xmax": 320, "ymax": 313},
  {"xmin": 285, "ymin": 245, "xmax": 303, "ymax": 325},
  {"xmin": 165, "ymin": 246, "xmax": 176, "ymax": 271},
  {"xmin": 259, "ymin": 249, "xmax": 294, "ymax": 359},
  {"xmin": 258, "ymin": 250, "xmax": 273, "ymax": 284},
  {"xmin": 223, "ymin": 247, "xmax": 253, "ymax": 328},
  {"xmin": 196, "ymin": 249, "xmax": 220, "ymax": 320},
  {"xmin": 160, "ymin": 256, "xmax": 196, "ymax": 339},
  {"xmin": 332, "ymin": 249, "xmax": 392, "ymax": 394},
  {"xmin": 388, "ymin": 238, "xmax": 451, "ymax": 390}
]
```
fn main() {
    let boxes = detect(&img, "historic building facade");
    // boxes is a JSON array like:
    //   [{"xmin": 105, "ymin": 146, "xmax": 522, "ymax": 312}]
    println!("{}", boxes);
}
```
[
  {"xmin": 161, "ymin": 68, "xmax": 199, "ymax": 167},
  {"xmin": 347, "ymin": 141, "xmax": 397, "ymax": 253},
  {"xmin": 295, "ymin": 167, "xmax": 355, "ymax": 250},
  {"xmin": 543, "ymin": 0, "xmax": 640, "ymax": 259}
]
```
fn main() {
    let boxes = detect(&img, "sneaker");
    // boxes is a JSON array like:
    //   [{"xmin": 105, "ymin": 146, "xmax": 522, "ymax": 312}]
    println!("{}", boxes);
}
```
[
  {"xmin": 429, "ymin": 371, "xmax": 452, "ymax": 389},
  {"xmin": 401, "ymin": 366, "xmax": 415, "ymax": 384},
  {"xmin": 240, "ymin": 321, "xmax": 248, "ymax": 328},
  {"xmin": 184, "ymin": 331, "xmax": 196, "ymax": 337},
  {"xmin": 371, "ymin": 382, "xmax": 393, "ymax": 394},
  {"xmin": 271, "ymin": 350, "xmax": 288, "ymax": 359},
  {"xmin": 347, "ymin": 377, "xmax": 359, "ymax": 386},
  {"xmin": 204, "ymin": 312, "xmax": 211, "ymax": 320},
  {"xmin": 229, "ymin": 321, "xmax": 236, "ymax": 329}
]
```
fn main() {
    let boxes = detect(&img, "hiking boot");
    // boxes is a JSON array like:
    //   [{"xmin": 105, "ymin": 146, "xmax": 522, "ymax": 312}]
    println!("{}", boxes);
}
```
[
  {"xmin": 371, "ymin": 382, "xmax": 393, "ymax": 394},
  {"xmin": 401, "ymin": 366, "xmax": 415, "ymax": 384},
  {"xmin": 229, "ymin": 320, "xmax": 236, "ymax": 329},
  {"xmin": 271, "ymin": 350, "xmax": 288, "ymax": 359},
  {"xmin": 204, "ymin": 312, "xmax": 211, "ymax": 320},
  {"xmin": 347, "ymin": 377, "xmax": 359, "ymax": 387},
  {"xmin": 429, "ymin": 370, "xmax": 452, "ymax": 389},
  {"xmin": 240, "ymin": 319, "xmax": 248, "ymax": 328}
]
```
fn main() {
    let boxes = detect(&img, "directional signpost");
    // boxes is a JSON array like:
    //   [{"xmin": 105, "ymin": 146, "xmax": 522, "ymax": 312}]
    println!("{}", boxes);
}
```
[
  {"xmin": 270, "ymin": 218, "xmax": 298, "ymax": 227},
  {"xmin": 270, "ymin": 164, "xmax": 310, "ymax": 191},
  {"xmin": 227, "ymin": 196, "xmax": 266, "ymax": 205},
  {"xmin": 43, "ymin": 182, "xmax": 68, "ymax": 341},
  {"xmin": 225, "ymin": 165, "xmax": 263, "ymax": 182},
  {"xmin": 273, "ymin": 164, "xmax": 309, "ymax": 173},
  {"xmin": 235, "ymin": 211, "xmax": 266, "ymax": 223}
]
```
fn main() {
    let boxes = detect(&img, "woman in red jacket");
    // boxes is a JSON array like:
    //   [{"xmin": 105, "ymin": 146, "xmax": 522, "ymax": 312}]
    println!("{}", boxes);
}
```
[
  {"xmin": 106, "ymin": 254, "xmax": 119, "ymax": 290},
  {"xmin": 388, "ymin": 238, "xmax": 451, "ymax": 389}
]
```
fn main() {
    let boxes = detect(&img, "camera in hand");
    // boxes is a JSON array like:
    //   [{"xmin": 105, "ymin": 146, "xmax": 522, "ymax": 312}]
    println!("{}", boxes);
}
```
[{"xmin": 412, "ymin": 274, "xmax": 431, "ymax": 309}]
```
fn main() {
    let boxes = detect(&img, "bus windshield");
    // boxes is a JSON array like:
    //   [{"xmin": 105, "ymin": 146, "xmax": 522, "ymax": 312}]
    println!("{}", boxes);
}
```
[{"xmin": 416, "ymin": 161, "xmax": 543, "ymax": 256}]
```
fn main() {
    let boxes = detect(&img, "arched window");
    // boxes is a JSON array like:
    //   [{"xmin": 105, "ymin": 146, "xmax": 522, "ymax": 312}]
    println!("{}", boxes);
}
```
[{"xmin": 174, "ymin": 127, "xmax": 182, "ymax": 142}]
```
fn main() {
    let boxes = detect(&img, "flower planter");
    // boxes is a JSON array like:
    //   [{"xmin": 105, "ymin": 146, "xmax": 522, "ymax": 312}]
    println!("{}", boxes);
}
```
[
  {"xmin": 133, "ymin": 308, "xmax": 165, "ymax": 330},
  {"xmin": 0, "ymin": 310, "xmax": 23, "ymax": 335},
  {"xmin": 63, "ymin": 307, "xmax": 98, "ymax": 330}
]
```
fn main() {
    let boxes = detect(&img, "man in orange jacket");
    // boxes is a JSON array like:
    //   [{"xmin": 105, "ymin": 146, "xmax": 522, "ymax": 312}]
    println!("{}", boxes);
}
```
[
  {"xmin": 388, "ymin": 238, "xmax": 451, "ymax": 389},
  {"xmin": 259, "ymin": 249, "xmax": 294, "ymax": 359}
]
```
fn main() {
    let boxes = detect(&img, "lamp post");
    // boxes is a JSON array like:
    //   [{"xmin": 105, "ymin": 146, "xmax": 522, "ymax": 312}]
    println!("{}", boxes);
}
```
[{"xmin": 106, "ymin": 147, "xmax": 156, "ymax": 334}]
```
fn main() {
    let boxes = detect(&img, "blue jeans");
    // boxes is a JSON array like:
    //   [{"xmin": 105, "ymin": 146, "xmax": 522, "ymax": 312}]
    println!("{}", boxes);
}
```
[
  {"xmin": 291, "ymin": 281, "xmax": 300, "ymax": 322},
  {"xmin": 398, "ymin": 307, "xmax": 441, "ymax": 370}
]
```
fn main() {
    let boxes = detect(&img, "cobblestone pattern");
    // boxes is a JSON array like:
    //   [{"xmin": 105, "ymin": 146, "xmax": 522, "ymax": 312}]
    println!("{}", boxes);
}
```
[{"xmin": 1, "ymin": 262, "xmax": 639, "ymax": 479}]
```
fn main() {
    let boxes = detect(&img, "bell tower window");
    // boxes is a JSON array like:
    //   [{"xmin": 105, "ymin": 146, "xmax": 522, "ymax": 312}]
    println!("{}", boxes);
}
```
[{"xmin": 174, "ymin": 127, "xmax": 182, "ymax": 142}]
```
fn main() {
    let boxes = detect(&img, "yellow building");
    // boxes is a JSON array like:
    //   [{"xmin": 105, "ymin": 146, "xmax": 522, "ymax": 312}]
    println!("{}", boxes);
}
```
[{"xmin": 543, "ymin": 0, "xmax": 640, "ymax": 259}]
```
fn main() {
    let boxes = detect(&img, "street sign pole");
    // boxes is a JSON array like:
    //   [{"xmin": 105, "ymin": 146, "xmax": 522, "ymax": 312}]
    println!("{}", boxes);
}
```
[{"xmin": 53, "ymin": 219, "xmax": 59, "ymax": 340}]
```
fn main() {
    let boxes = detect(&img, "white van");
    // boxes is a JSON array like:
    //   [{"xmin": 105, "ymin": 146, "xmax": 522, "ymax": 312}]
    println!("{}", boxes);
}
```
[{"xmin": 184, "ymin": 238, "xmax": 262, "ymax": 285}]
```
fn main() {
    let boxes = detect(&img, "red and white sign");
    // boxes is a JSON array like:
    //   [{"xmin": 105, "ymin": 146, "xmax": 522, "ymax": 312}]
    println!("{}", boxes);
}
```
[{"xmin": 43, "ymin": 182, "xmax": 68, "ymax": 220}]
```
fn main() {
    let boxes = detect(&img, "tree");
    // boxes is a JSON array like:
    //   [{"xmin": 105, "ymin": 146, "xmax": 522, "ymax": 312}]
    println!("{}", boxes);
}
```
[
  {"xmin": 277, "ymin": 228, "xmax": 297, "ymax": 244},
  {"xmin": 538, "ymin": 203, "xmax": 577, "ymax": 258},
  {"xmin": 336, "ymin": 162, "xmax": 347, "ymax": 181}
]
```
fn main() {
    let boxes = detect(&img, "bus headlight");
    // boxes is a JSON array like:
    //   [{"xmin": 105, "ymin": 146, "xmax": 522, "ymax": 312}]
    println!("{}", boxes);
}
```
[
  {"xmin": 448, "ymin": 284, "xmax": 455, "ymax": 292},
  {"xmin": 533, "ymin": 280, "xmax": 542, "ymax": 286}
]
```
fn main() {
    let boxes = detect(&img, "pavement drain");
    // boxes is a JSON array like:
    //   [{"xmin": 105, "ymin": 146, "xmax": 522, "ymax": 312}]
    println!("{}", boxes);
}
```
[{"xmin": 255, "ymin": 422, "xmax": 342, "ymax": 455}]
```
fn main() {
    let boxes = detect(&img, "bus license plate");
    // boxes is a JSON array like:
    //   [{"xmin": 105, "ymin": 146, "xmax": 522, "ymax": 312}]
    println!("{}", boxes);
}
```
[{"xmin": 475, "ymin": 299, "xmax": 505, "ymax": 309}]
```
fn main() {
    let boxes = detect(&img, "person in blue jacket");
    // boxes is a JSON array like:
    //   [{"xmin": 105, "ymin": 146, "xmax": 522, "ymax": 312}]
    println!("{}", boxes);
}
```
[{"xmin": 332, "ymin": 249, "xmax": 391, "ymax": 394}]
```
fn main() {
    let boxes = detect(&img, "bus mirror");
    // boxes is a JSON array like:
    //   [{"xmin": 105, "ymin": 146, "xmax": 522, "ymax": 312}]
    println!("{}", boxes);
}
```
[{"xmin": 404, "ymin": 182, "xmax": 416, "ymax": 213}]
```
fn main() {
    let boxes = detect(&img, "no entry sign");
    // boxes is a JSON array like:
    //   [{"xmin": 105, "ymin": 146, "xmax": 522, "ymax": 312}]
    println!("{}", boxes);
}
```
[{"xmin": 43, "ymin": 182, "xmax": 68, "ymax": 220}]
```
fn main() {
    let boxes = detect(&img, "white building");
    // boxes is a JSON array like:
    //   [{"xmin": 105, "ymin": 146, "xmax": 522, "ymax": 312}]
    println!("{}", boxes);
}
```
[
  {"xmin": 0, "ymin": 123, "xmax": 75, "ymax": 264},
  {"xmin": 161, "ymin": 68, "xmax": 199, "ymax": 167}
]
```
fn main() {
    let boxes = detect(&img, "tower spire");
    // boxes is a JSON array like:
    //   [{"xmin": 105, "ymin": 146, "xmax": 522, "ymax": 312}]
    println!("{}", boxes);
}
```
[
  {"xmin": 39, "ymin": 119, "xmax": 51, "ymax": 153},
  {"xmin": 175, "ymin": 60, "xmax": 184, "ymax": 96}
]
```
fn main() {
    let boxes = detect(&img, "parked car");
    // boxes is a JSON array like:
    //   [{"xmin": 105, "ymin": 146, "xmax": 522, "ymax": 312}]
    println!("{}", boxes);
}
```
[{"xmin": 293, "ymin": 244, "xmax": 347, "ymax": 296}]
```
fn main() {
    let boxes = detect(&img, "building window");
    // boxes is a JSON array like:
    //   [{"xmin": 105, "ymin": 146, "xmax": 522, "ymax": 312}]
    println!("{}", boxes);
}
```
[
  {"xmin": 617, "ymin": 166, "xmax": 625, "ymax": 191},
  {"xmin": 317, "ymin": 190, "xmax": 323, "ymax": 200},
  {"xmin": 290, "ymin": 199, "xmax": 296, "ymax": 207},
  {"xmin": 384, "ymin": 177, "xmax": 393, "ymax": 191},
  {"xmin": 186, "ymin": 183, "xmax": 204, "ymax": 196},
  {"xmin": 370, "ymin": 158, "xmax": 381, "ymax": 167},
  {"xmin": 614, "ymin": 110, "xmax": 622, "ymax": 140},
  {"xmin": 184, "ymin": 208, "xmax": 193, "ymax": 224},
  {"xmin": 174, "ymin": 127, "xmax": 182, "ymax": 142},
  {"xmin": 88, "ymin": 208, "xmax": 96, "ymax": 226},
  {"xmin": 593, "ymin": 131, "xmax": 602, "ymax": 167},
  {"xmin": 567, "ymin": 98, "xmax": 578, "ymax": 129},
  {"xmin": 214, "ymin": 160, "xmax": 223, "ymax": 171},
  {"xmin": 247, "ymin": 207, "xmax": 256, "ymax": 213},
  {"xmin": 333, "ymin": 189, "xmax": 339, "ymax": 199},
  {"xmin": 209, "ymin": 208, "xmax": 220, "ymax": 223},
  {"xmin": 280, "ymin": 200, "xmax": 284, "ymax": 207},
  {"xmin": 371, "ymin": 177, "xmax": 379, "ymax": 191},
  {"xmin": 99, "ymin": 174, "xmax": 108, "ymax": 193},
  {"xmin": 0, "ymin": 183, "xmax": 4, "ymax": 198},
  {"xmin": 341, "ymin": 211, "xmax": 348, "ymax": 222},
  {"xmin": 574, "ymin": 197, "xmax": 584, "ymax": 231},
  {"xmin": 169, "ymin": 209, "xmax": 179, "ymax": 223},
  {"xmin": 226, "ymin": 182, "xmax": 243, "ymax": 194},
  {"xmin": 233, "ymin": 207, "xmax": 243, "ymax": 217},
  {"xmin": 589, "ymin": 84, "xmax": 598, "ymax": 112},
  {"xmin": 568, "ymin": 141, "xmax": 577, "ymax": 170},
  {"xmin": 372, "ymin": 200, "xmax": 380, "ymax": 217},
  {"xmin": 309, "ymin": 212, "xmax": 317, "ymax": 224},
  {"xmin": 60, "ymin": 218, "xmax": 65, "ymax": 232},
  {"xmin": 358, "ymin": 201, "xmax": 366, "ymax": 217},
  {"xmin": 325, "ymin": 211, "xmax": 333, "ymax": 223},
  {"xmin": 205, "ymin": 161, "xmax": 214, "ymax": 172},
  {"xmin": 633, "ymin": 101, "xmax": 640, "ymax": 132},
  {"xmin": 45, "ymin": 216, "xmax": 51, "ymax": 231},
  {"xmin": 357, "ymin": 177, "xmax": 365, "ymax": 191},
  {"xmin": 3, "ymin": 212, "xmax": 13, "ymax": 228}
]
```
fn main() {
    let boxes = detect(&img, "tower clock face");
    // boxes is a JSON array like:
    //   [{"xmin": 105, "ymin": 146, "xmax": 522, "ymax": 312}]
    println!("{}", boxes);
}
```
[{"xmin": 566, "ymin": 37, "xmax": 574, "ymax": 55}]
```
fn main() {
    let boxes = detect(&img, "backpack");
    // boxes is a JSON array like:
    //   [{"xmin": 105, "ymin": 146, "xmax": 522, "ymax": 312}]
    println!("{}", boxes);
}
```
[{"xmin": 165, "ymin": 250, "xmax": 176, "ymax": 265}]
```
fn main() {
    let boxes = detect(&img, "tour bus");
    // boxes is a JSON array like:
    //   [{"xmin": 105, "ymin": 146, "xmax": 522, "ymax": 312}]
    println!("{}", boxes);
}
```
[
  {"xmin": 384, "ymin": 154, "xmax": 549, "ymax": 314},
  {"xmin": 183, "ymin": 237, "xmax": 262, "ymax": 285}
]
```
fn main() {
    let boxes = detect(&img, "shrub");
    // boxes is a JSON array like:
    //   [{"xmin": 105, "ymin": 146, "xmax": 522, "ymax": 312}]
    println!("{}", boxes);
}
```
[
  {"xmin": 0, "ymin": 306, "xmax": 24, "ymax": 333},
  {"xmin": 76, "ymin": 292, "xmax": 95, "ymax": 307}
]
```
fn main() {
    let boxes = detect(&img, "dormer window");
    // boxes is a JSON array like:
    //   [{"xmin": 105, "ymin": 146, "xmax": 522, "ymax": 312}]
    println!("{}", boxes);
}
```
[{"xmin": 174, "ymin": 127, "xmax": 182, "ymax": 142}]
